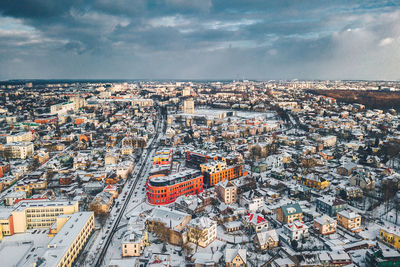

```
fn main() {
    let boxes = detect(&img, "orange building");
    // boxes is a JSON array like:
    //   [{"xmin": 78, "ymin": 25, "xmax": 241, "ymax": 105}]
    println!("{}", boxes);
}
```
[
  {"xmin": 0, "ymin": 162, "xmax": 11, "ymax": 178},
  {"xmin": 185, "ymin": 150, "xmax": 223, "ymax": 169},
  {"xmin": 147, "ymin": 170, "xmax": 203, "ymax": 205},
  {"xmin": 201, "ymin": 161, "xmax": 246, "ymax": 187},
  {"xmin": 34, "ymin": 114, "xmax": 58, "ymax": 125},
  {"xmin": 104, "ymin": 173, "xmax": 119, "ymax": 184},
  {"xmin": 75, "ymin": 118, "xmax": 85, "ymax": 125}
]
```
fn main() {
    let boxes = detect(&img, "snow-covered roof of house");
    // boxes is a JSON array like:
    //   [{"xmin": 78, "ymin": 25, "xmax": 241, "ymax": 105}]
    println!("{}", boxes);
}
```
[
  {"xmin": 256, "ymin": 229, "xmax": 278, "ymax": 245},
  {"xmin": 188, "ymin": 216, "xmax": 216, "ymax": 230},
  {"xmin": 225, "ymin": 246, "xmax": 247, "ymax": 263}
]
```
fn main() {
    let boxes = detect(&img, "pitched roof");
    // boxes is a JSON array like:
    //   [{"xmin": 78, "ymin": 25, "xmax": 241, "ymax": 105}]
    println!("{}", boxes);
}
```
[
  {"xmin": 225, "ymin": 246, "xmax": 247, "ymax": 263},
  {"xmin": 256, "ymin": 229, "xmax": 278, "ymax": 245},
  {"xmin": 280, "ymin": 203, "xmax": 302, "ymax": 216}
]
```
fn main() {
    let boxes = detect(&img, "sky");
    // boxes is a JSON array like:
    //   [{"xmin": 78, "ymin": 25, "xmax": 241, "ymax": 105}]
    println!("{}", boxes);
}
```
[{"xmin": 0, "ymin": 0, "xmax": 400, "ymax": 81}]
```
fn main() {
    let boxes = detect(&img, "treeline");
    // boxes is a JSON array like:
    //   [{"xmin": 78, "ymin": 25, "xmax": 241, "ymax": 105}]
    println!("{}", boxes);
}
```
[{"xmin": 307, "ymin": 89, "xmax": 400, "ymax": 110}]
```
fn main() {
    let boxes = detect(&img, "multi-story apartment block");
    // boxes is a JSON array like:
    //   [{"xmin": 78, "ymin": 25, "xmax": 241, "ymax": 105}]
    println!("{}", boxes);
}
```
[
  {"xmin": 185, "ymin": 150, "xmax": 222, "ymax": 169},
  {"xmin": 187, "ymin": 217, "xmax": 217, "ymax": 248},
  {"xmin": 293, "ymin": 173, "xmax": 329, "ymax": 190},
  {"xmin": 379, "ymin": 227, "xmax": 400, "ymax": 250},
  {"xmin": 3, "ymin": 141, "xmax": 34, "ymax": 159},
  {"xmin": 6, "ymin": 131, "xmax": 33, "ymax": 144},
  {"xmin": 201, "ymin": 161, "xmax": 246, "ymax": 187},
  {"xmin": 35, "ymin": 212, "xmax": 94, "ymax": 267},
  {"xmin": 316, "ymin": 196, "xmax": 347, "ymax": 217},
  {"xmin": 0, "ymin": 200, "xmax": 79, "ymax": 240},
  {"xmin": 50, "ymin": 101, "xmax": 75, "ymax": 115},
  {"xmin": 215, "ymin": 180, "xmax": 238, "ymax": 204},
  {"xmin": 147, "ymin": 170, "xmax": 203, "ymax": 205}
]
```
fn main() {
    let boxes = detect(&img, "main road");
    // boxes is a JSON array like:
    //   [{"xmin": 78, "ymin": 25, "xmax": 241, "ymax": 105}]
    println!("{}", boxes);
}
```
[{"xmin": 81, "ymin": 112, "xmax": 163, "ymax": 267}]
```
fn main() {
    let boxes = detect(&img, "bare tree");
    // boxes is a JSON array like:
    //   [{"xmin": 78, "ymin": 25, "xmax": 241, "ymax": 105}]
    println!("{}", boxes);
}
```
[
  {"xmin": 189, "ymin": 227, "xmax": 207, "ymax": 252},
  {"xmin": 153, "ymin": 223, "xmax": 170, "ymax": 243}
]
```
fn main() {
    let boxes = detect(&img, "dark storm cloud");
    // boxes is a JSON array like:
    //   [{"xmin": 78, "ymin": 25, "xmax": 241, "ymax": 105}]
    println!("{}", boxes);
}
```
[
  {"xmin": 0, "ymin": 0, "xmax": 400, "ymax": 79},
  {"xmin": 0, "ymin": 0, "xmax": 83, "ymax": 18}
]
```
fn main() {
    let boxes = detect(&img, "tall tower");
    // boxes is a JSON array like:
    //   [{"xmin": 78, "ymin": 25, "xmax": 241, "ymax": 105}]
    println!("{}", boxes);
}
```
[{"xmin": 183, "ymin": 99, "xmax": 195, "ymax": 114}]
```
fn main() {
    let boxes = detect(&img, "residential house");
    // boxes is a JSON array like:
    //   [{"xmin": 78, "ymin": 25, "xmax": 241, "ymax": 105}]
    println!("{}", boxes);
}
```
[
  {"xmin": 225, "ymin": 246, "xmax": 247, "ymax": 267},
  {"xmin": 349, "ymin": 169, "xmax": 375, "ymax": 190},
  {"xmin": 283, "ymin": 220, "xmax": 309, "ymax": 241},
  {"xmin": 254, "ymin": 229, "xmax": 279, "ymax": 250},
  {"xmin": 337, "ymin": 210, "xmax": 362, "ymax": 233},
  {"xmin": 276, "ymin": 203, "xmax": 303, "ymax": 224},
  {"xmin": 313, "ymin": 215, "xmax": 337, "ymax": 235},
  {"xmin": 239, "ymin": 189, "xmax": 264, "ymax": 212},
  {"xmin": 244, "ymin": 213, "xmax": 268, "ymax": 232},
  {"xmin": 316, "ymin": 196, "xmax": 347, "ymax": 217}
]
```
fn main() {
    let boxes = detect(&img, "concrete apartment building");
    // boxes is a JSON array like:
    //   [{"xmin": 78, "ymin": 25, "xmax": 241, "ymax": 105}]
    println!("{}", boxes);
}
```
[
  {"xmin": 187, "ymin": 216, "xmax": 217, "ymax": 248},
  {"xmin": 183, "ymin": 99, "xmax": 195, "ymax": 114},
  {"xmin": 0, "ymin": 200, "xmax": 79, "ymax": 239},
  {"xmin": 35, "ymin": 212, "xmax": 95, "ymax": 267},
  {"xmin": 50, "ymin": 101, "xmax": 75, "ymax": 115},
  {"xmin": 215, "ymin": 180, "xmax": 238, "ymax": 204},
  {"xmin": 6, "ymin": 131, "xmax": 33, "ymax": 144},
  {"xmin": 3, "ymin": 141, "xmax": 34, "ymax": 159}
]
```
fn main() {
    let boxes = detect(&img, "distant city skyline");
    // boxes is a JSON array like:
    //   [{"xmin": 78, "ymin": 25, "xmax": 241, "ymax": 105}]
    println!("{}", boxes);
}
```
[{"xmin": 1, "ymin": 1, "xmax": 400, "ymax": 80}]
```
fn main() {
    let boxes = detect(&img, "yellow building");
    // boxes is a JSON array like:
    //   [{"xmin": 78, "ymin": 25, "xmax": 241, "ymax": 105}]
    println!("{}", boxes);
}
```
[
  {"xmin": 14, "ymin": 178, "xmax": 47, "ymax": 196},
  {"xmin": 3, "ymin": 141, "xmax": 34, "ymax": 159},
  {"xmin": 380, "ymin": 227, "xmax": 400, "ymax": 249},
  {"xmin": 187, "ymin": 217, "xmax": 217, "ymax": 248},
  {"xmin": 293, "ymin": 173, "xmax": 329, "ymax": 190},
  {"xmin": 121, "ymin": 231, "xmax": 148, "ymax": 257},
  {"xmin": 6, "ymin": 131, "xmax": 34, "ymax": 144},
  {"xmin": 337, "ymin": 210, "xmax": 362, "ymax": 233},
  {"xmin": 0, "ymin": 200, "xmax": 79, "ymax": 240},
  {"xmin": 225, "ymin": 247, "xmax": 247, "ymax": 267},
  {"xmin": 200, "ymin": 160, "xmax": 227, "ymax": 174},
  {"xmin": 276, "ymin": 203, "xmax": 303, "ymax": 224},
  {"xmin": 34, "ymin": 212, "xmax": 94, "ymax": 267}
]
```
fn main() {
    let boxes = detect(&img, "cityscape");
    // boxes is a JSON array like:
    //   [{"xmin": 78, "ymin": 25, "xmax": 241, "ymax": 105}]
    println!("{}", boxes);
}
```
[
  {"xmin": 0, "ymin": 81, "xmax": 399, "ymax": 266},
  {"xmin": 2, "ymin": 1, "xmax": 400, "ymax": 267}
]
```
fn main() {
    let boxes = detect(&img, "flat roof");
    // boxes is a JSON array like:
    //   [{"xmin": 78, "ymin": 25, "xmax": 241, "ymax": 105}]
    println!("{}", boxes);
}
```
[{"xmin": 36, "ymin": 212, "xmax": 93, "ymax": 267}]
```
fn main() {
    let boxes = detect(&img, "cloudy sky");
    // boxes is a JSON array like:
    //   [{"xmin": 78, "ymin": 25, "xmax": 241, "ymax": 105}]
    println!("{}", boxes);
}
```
[{"xmin": 0, "ymin": 0, "xmax": 400, "ymax": 80}]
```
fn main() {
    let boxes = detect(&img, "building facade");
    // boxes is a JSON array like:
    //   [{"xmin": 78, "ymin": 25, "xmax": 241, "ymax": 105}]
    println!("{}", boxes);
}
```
[
  {"xmin": 147, "ymin": 170, "xmax": 203, "ymax": 205},
  {"xmin": 337, "ymin": 210, "xmax": 362, "ymax": 233}
]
